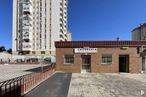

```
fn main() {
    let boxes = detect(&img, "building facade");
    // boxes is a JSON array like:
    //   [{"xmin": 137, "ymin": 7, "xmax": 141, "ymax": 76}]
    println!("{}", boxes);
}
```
[
  {"xmin": 132, "ymin": 23, "xmax": 146, "ymax": 40},
  {"xmin": 13, "ymin": 0, "xmax": 70, "ymax": 56},
  {"xmin": 55, "ymin": 41, "xmax": 146, "ymax": 73}
]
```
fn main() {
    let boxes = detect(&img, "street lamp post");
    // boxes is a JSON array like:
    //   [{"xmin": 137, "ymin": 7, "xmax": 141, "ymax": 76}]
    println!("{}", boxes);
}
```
[{"xmin": 40, "ymin": 56, "xmax": 44, "ymax": 72}]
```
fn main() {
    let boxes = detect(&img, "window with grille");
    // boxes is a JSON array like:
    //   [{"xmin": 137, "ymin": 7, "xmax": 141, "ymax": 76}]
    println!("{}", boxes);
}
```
[
  {"xmin": 102, "ymin": 54, "xmax": 112, "ymax": 64},
  {"xmin": 64, "ymin": 55, "xmax": 74, "ymax": 64}
]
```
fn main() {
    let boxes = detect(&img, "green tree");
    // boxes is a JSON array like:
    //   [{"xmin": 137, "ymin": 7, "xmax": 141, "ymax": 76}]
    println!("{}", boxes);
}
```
[
  {"xmin": 7, "ymin": 48, "xmax": 12, "ymax": 54},
  {"xmin": 0, "ymin": 46, "xmax": 6, "ymax": 52}
]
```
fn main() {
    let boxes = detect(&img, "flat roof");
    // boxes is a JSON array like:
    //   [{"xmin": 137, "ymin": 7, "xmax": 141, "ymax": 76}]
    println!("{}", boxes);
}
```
[{"xmin": 55, "ymin": 41, "xmax": 146, "ymax": 48}]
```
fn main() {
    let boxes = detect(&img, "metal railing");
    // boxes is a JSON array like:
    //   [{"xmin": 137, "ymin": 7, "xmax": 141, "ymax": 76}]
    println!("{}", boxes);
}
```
[{"xmin": 0, "ymin": 64, "xmax": 55, "ymax": 97}]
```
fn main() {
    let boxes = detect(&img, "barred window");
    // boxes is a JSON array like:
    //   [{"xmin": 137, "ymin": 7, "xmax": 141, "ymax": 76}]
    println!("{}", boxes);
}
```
[
  {"xmin": 102, "ymin": 54, "xmax": 112, "ymax": 64},
  {"xmin": 64, "ymin": 55, "xmax": 74, "ymax": 64}
]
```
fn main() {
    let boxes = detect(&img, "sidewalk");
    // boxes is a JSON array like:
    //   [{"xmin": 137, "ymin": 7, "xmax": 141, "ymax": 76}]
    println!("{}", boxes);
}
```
[{"xmin": 68, "ymin": 73, "xmax": 146, "ymax": 97}]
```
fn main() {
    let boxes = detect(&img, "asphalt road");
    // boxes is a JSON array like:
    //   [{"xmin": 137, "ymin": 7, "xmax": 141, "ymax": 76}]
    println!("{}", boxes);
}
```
[{"xmin": 23, "ymin": 73, "xmax": 72, "ymax": 97}]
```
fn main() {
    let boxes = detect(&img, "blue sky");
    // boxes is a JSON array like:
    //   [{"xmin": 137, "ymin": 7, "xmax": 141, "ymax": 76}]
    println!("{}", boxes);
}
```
[{"xmin": 0, "ymin": 0, "xmax": 146, "ymax": 49}]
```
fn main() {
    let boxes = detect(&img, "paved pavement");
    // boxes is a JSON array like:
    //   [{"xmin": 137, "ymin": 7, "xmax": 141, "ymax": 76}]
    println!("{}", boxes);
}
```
[
  {"xmin": 3, "ymin": 64, "xmax": 146, "ymax": 97},
  {"xmin": 20, "ymin": 73, "xmax": 146, "ymax": 97},
  {"xmin": 68, "ymin": 73, "xmax": 146, "ymax": 97},
  {"xmin": 23, "ymin": 73, "xmax": 72, "ymax": 97},
  {"xmin": 0, "ymin": 64, "xmax": 48, "ymax": 82}
]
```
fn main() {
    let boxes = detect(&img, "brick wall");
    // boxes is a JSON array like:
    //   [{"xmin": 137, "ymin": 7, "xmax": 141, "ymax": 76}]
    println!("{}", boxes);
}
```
[{"xmin": 56, "ymin": 47, "xmax": 141, "ymax": 73}]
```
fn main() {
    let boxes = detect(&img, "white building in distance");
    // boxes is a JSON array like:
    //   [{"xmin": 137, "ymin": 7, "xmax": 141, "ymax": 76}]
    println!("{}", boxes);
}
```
[
  {"xmin": 13, "ymin": 0, "xmax": 71, "ymax": 56},
  {"xmin": 132, "ymin": 23, "xmax": 146, "ymax": 40}
]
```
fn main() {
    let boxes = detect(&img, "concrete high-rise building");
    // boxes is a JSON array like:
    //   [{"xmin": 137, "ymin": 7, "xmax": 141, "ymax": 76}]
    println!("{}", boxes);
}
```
[
  {"xmin": 132, "ymin": 23, "xmax": 146, "ymax": 40},
  {"xmin": 13, "ymin": 0, "xmax": 71, "ymax": 56}
]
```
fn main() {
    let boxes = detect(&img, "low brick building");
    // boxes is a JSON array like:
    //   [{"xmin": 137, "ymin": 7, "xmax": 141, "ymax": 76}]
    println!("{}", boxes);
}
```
[{"xmin": 55, "ymin": 41, "xmax": 146, "ymax": 73}]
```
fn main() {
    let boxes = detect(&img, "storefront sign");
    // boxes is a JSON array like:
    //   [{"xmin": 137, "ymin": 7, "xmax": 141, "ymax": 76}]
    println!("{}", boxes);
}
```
[{"xmin": 74, "ymin": 48, "xmax": 97, "ymax": 53}]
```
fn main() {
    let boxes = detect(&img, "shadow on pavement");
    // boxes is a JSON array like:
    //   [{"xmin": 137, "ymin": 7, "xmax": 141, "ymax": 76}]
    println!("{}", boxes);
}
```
[{"xmin": 24, "ymin": 64, "xmax": 53, "ymax": 73}]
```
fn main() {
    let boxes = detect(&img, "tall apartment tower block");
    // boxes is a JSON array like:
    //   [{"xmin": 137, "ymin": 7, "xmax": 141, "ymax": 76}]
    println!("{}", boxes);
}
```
[
  {"xmin": 132, "ymin": 23, "xmax": 146, "ymax": 40},
  {"xmin": 13, "ymin": 0, "xmax": 71, "ymax": 56}
]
